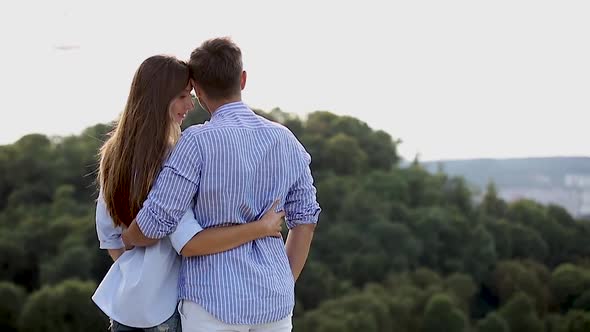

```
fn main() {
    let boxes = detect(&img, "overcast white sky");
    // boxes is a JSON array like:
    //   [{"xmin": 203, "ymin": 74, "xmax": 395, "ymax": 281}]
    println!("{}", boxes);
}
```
[{"xmin": 0, "ymin": 0, "xmax": 588, "ymax": 161}]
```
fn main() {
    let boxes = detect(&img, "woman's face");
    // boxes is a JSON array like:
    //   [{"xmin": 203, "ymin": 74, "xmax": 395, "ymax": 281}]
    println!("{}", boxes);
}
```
[{"xmin": 169, "ymin": 83, "xmax": 194, "ymax": 125}]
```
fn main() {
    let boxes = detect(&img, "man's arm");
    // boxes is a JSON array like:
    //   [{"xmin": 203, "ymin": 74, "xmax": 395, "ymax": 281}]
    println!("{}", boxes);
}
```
[
  {"xmin": 285, "ymin": 224, "xmax": 316, "ymax": 281},
  {"xmin": 284, "ymin": 151, "xmax": 321, "ymax": 282},
  {"xmin": 124, "ymin": 131, "xmax": 203, "ymax": 247},
  {"xmin": 122, "ymin": 220, "xmax": 158, "ymax": 247}
]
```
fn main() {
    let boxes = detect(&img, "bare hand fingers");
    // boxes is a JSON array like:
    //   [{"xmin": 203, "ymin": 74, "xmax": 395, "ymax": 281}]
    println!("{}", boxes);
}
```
[{"xmin": 270, "ymin": 199, "xmax": 280, "ymax": 211}]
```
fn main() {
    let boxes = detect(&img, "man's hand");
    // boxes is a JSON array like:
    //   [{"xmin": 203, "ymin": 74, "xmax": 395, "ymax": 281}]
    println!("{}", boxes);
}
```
[
  {"xmin": 122, "ymin": 220, "xmax": 158, "ymax": 247},
  {"xmin": 254, "ymin": 200, "xmax": 285, "ymax": 238},
  {"xmin": 285, "ymin": 223, "xmax": 316, "ymax": 282}
]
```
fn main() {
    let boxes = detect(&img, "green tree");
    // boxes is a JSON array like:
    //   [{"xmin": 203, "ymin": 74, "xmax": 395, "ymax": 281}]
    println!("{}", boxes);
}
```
[
  {"xmin": 547, "ymin": 204, "xmax": 576, "ymax": 228},
  {"xmin": 295, "ymin": 261, "xmax": 350, "ymax": 310},
  {"xmin": 297, "ymin": 290, "xmax": 391, "ymax": 332},
  {"xmin": 18, "ymin": 280, "xmax": 108, "ymax": 332},
  {"xmin": 507, "ymin": 199, "xmax": 548, "ymax": 228},
  {"xmin": 499, "ymin": 292, "xmax": 544, "ymax": 332},
  {"xmin": 338, "ymin": 189, "xmax": 390, "ymax": 226},
  {"xmin": 365, "ymin": 130, "xmax": 399, "ymax": 170},
  {"xmin": 480, "ymin": 182, "xmax": 507, "ymax": 218},
  {"xmin": 411, "ymin": 268, "xmax": 443, "ymax": 290},
  {"xmin": 476, "ymin": 312, "xmax": 509, "ymax": 332},
  {"xmin": 324, "ymin": 133, "xmax": 367, "ymax": 176},
  {"xmin": 412, "ymin": 207, "xmax": 469, "ymax": 274},
  {"xmin": 0, "ymin": 237, "xmax": 26, "ymax": 284},
  {"xmin": 4, "ymin": 134, "xmax": 55, "ymax": 207},
  {"xmin": 443, "ymin": 177, "xmax": 473, "ymax": 214},
  {"xmin": 0, "ymin": 282, "xmax": 26, "ymax": 331},
  {"xmin": 550, "ymin": 264, "xmax": 590, "ymax": 311},
  {"xmin": 488, "ymin": 260, "xmax": 549, "ymax": 314},
  {"xmin": 444, "ymin": 273, "xmax": 477, "ymax": 313},
  {"xmin": 40, "ymin": 246, "xmax": 93, "ymax": 285},
  {"xmin": 571, "ymin": 289, "xmax": 590, "ymax": 311},
  {"xmin": 485, "ymin": 219, "xmax": 513, "ymax": 259},
  {"xmin": 4, "ymin": 106, "xmax": 590, "ymax": 331},
  {"xmin": 403, "ymin": 164, "xmax": 444, "ymax": 208},
  {"xmin": 422, "ymin": 293, "xmax": 467, "ymax": 332},
  {"xmin": 545, "ymin": 314, "xmax": 565, "ymax": 332},
  {"xmin": 463, "ymin": 224, "xmax": 497, "ymax": 282},
  {"xmin": 315, "ymin": 175, "xmax": 356, "ymax": 221},
  {"xmin": 562, "ymin": 310, "xmax": 590, "ymax": 332},
  {"xmin": 361, "ymin": 170, "xmax": 410, "ymax": 205},
  {"xmin": 369, "ymin": 222, "xmax": 422, "ymax": 272},
  {"xmin": 509, "ymin": 223, "xmax": 548, "ymax": 262}
]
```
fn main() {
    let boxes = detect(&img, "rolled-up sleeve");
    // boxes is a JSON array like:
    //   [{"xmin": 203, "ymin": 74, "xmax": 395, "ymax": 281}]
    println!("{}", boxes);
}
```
[
  {"xmin": 169, "ymin": 209, "xmax": 204, "ymax": 254},
  {"xmin": 284, "ymin": 151, "xmax": 321, "ymax": 229},
  {"xmin": 95, "ymin": 194, "xmax": 124, "ymax": 249},
  {"xmin": 136, "ymin": 131, "xmax": 203, "ymax": 239}
]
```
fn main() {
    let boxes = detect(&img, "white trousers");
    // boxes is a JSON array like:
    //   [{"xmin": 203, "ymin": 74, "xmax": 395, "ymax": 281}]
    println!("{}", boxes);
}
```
[{"xmin": 178, "ymin": 300, "xmax": 292, "ymax": 332}]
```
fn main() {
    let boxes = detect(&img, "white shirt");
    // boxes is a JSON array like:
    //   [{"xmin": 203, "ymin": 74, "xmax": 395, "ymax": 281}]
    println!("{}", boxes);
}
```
[{"xmin": 92, "ymin": 194, "xmax": 203, "ymax": 328}]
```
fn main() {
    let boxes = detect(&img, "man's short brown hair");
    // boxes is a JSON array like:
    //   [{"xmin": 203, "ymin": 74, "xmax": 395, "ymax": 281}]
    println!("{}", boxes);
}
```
[{"xmin": 189, "ymin": 37, "xmax": 243, "ymax": 100}]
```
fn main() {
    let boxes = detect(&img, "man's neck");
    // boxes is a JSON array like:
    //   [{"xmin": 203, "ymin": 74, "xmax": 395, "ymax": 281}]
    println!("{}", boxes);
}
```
[{"xmin": 208, "ymin": 96, "xmax": 242, "ymax": 116}]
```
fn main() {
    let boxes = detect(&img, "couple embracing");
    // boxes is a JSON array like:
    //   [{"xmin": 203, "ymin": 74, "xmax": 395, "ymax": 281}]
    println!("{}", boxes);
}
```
[{"xmin": 92, "ymin": 37, "xmax": 321, "ymax": 332}]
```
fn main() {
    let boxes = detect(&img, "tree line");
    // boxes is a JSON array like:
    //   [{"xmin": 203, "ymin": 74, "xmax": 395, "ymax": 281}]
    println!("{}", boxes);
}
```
[{"xmin": 1, "ymin": 105, "xmax": 589, "ymax": 331}]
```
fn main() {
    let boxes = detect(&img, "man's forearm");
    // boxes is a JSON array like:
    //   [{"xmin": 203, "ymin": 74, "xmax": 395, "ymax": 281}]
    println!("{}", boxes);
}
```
[
  {"xmin": 285, "ymin": 223, "xmax": 316, "ymax": 282},
  {"xmin": 122, "ymin": 220, "xmax": 159, "ymax": 247}
]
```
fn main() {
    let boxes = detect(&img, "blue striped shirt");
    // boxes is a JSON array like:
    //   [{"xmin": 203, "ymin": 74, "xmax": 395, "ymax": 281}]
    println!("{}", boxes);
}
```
[{"xmin": 136, "ymin": 101, "xmax": 321, "ymax": 325}]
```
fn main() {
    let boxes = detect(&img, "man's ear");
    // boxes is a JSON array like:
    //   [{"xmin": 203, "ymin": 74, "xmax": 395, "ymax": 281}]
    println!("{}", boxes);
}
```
[
  {"xmin": 192, "ymin": 79, "xmax": 203, "ymax": 98},
  {"xmin": 190, "ymin": 78, "xmax": 200, "ymax": 96},
  {"xmin": 240, "ymin": 71, "xmax": 247, "ymax": 90}
]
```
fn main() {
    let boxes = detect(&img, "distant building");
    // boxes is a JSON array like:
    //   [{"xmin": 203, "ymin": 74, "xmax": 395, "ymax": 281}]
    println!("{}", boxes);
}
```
[
  {"xmin": 422, "ymin": 158, "xmax": 590, "ymax": 219},
  {"xmin": 564, "ymin": 174, "xmax": 590, "ymax": 218},
  {"xmin": 565, "ymin": 174, "xmax": 590, "ymax": 188}
]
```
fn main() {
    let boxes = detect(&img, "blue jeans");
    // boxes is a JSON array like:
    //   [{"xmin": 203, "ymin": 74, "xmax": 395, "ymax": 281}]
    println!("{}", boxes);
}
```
[{"xmin": 111, "ymin": 310, "xmax": 181, "ymax": 332}]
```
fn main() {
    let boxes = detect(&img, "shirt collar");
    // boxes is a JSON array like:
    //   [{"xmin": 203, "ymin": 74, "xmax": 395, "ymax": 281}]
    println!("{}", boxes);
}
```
[{"xmin": 211, "ymin": 101, "xmax": 249, "ymax": 119}]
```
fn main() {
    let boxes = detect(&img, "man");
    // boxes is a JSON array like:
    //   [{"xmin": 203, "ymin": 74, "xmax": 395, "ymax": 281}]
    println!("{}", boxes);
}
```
[{"xmin": 123, "ymin": 37, "xmax": 321, "ymax": 332}]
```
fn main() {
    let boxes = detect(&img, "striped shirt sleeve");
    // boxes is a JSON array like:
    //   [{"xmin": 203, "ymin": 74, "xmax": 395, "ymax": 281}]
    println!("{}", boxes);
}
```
[
  {"xmin": 169, "ymin": 209, "xmax": 204, "ymax": 254},
  {"xmin": 136, "ymin": 131, "xmax": 203, "ymax": 239},
  {"xmin": 284, "ymin": 149, "xmax": 321, "ymax": 229}
]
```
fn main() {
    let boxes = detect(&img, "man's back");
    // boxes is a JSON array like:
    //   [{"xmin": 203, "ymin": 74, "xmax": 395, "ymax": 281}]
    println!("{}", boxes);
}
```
[
  {"xmin": 191, "ymin": 104, "xmax": 309, "ymax": 229},
  {"xmin": 137, "ymin": 101, "xmax": 320, "ymax": 325},
  {"xmin": 183, "ymin": 102, "xmax": 315, "ymax": 324}
]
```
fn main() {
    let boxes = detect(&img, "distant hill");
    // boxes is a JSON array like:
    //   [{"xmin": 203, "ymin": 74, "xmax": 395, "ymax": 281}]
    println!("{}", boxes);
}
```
[{"xmin": 421, "ymin": 157, "xmax": 590, "ymax": 217}]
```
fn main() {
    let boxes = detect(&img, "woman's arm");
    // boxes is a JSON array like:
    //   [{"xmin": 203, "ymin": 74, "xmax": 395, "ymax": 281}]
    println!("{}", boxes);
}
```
[
  {"xmin": 107, "ymin": 248, "xmax": 125, "ymax": 261},
  {"xmin": 180, "ymin": 201, "xmax": 285, "ymax": 257},
  {"xmin": 96, "ymin": 193, "xmax": 127, "ymax": 258}
]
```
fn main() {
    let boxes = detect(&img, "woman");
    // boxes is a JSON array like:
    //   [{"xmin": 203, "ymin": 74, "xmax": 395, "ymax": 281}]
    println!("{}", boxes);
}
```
[{"xmin": 92, "ymin": 55, "xmax": 284, "ymax": 332}]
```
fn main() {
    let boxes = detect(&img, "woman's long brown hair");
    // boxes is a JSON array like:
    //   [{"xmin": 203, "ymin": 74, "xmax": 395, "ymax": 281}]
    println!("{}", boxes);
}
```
[{"xmin": 99, "ymin": 55, "xmax": 189, "ymax": 227}]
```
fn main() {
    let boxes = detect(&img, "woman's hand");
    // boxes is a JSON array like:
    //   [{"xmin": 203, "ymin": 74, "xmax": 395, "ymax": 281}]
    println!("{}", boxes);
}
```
[
  {"xmin": 179, "ymin": 200, "xmax": 287, "ymax": 257},
  {"xmin": 255, "ymin": 200, "xmax": 285, "ymax": 238}
]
